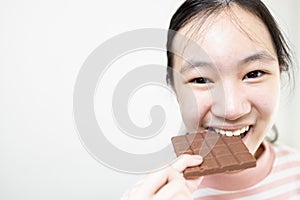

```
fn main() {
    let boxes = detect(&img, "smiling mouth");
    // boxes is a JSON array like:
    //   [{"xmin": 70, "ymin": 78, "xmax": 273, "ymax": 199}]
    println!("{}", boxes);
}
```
[{"xmin": 206, "ymin": 125, "xmax": 252, "ymax": 138}]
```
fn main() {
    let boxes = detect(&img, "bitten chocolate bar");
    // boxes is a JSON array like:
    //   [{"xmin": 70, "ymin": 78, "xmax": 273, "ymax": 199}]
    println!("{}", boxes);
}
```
[{"xmin": 171, "ymin": 130, "xmax": 256, "ymax": 179}]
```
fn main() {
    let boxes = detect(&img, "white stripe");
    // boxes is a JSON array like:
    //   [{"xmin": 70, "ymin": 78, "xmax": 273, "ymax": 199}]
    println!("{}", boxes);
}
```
[
  {"xmin": 273, "ymin": 144, "xmax": 300, "ymax": 154},
  {"xmin": 290, "ymin": 195, "xmax": 300, "ymax": 200},
  {"xmin": 274, "ymin": 153, "xmax": 300, "ymax": 166},
  {"xmin": 237, "ymin": 180, "xmax": 300, "ymax": 200}
]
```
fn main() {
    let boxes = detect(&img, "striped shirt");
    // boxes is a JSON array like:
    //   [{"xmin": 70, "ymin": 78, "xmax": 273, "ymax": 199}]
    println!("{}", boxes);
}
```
[{"xmin": 192, "ymin": 141, "xmax": 300, "ymax": 200}]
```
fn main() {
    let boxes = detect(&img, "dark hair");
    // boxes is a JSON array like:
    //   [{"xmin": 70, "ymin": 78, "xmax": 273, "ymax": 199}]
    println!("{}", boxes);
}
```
[{"xmin": 166, "ymin": 0, "xmax": 294, "ymax": 87}]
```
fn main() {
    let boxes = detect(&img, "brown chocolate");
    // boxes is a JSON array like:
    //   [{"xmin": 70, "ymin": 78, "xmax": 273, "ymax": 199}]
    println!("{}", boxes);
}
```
[{"xmin": 171, "ymin": 130, "xmax": 256, "ymax": 179}]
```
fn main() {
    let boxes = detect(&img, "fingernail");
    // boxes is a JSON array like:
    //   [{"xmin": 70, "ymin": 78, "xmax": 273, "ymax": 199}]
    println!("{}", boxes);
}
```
[{"xmin": 191, "ymin": 155, "xmax": 203, "ymax": 161}]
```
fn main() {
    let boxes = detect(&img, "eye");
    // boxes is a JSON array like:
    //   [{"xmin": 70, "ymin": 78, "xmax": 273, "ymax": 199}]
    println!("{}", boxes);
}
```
[
  {"xmin": 190, "ymin": 77, "xmax": 212, "ymax": 84},
  {"xmin": 243, "ymin": 70, "xmax": 265, "ymax": 79}
]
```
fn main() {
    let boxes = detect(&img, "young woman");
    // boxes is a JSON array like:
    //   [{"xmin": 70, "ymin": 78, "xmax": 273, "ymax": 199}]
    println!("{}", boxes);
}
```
[{"xmin": 123, "ymin": 0, "xmax": 300, "ymax": 199}]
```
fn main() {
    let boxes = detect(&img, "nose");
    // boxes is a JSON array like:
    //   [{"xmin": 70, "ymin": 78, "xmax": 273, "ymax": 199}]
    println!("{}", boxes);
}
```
[{"xmin": 211, "ymin": 82, "xmax": 251, "ymax": 120}]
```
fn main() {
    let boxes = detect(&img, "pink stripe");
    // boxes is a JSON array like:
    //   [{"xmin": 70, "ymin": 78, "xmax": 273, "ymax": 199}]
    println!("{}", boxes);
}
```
[
  {"xmin": 276, "ymin": 149, "xmax": 294, "ymax": 157},
  {"xmin": 194, "ymin": 174, "xmax": 300, "ymax": 200}
]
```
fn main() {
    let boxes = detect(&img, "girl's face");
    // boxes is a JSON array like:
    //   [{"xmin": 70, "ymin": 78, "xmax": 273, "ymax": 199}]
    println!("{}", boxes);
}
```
[{"xmin": 172, "ymin": 6, "xmax": 281, "ymax": 155}]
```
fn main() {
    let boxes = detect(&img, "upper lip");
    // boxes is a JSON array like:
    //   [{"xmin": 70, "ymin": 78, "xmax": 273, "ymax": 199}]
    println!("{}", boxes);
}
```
[{"xmin": 206, "ymin": 125, "xmax": 252, "ymax": 131}]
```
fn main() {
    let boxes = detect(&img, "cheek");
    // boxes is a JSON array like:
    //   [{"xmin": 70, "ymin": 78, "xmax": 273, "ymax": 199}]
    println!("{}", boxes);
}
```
[
  {"xmin": 246, "ymin": 82, "xmax": 280, "ymax": 154},
  {"xmin": 176, "ymin": 88, "xmax": 212, "ymax": 132},
  {"xmin": 251, "ymin": 81, "xmax": 280, "ymax": 122}
]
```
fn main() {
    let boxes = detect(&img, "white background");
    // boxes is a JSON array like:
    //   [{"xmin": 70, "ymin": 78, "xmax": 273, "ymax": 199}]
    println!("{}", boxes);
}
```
[{"xmin": 1, "ymin": 0, "xmax": 299, "ymax": 199}]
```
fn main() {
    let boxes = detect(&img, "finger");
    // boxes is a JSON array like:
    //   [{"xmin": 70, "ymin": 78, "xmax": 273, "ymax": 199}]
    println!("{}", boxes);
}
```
[
  {"xmin": 121, "ymin": 180, "xmax": 144, "ymax": 200},
  {"xmin": 170, "ymin": 154, "xmax": 204, "ymax": 193},
  {"xmin": 171, "ymin": 154, "xmax": 203, "ymax": 172},
  {"xmin": 186, "ymin": 176, "xmax": 203, "ymax": 192},
  {"xmin": 135, "ymin": 167, "xmax": 176, "ymax": 197},
  {"xmin": 125, "ymin": 155, "xmax": 203, "ymax": 199},
  {"xmin": 153, "ymin": 173, "xmax": 192, "ymax": 200},
  {"xmin": 139, "ymin": 154, "xmax": 202, "ymax": 195}
]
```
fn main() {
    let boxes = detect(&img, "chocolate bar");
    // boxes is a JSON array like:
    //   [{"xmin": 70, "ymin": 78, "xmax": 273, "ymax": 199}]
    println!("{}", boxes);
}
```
[{"xmin": 171, "ymin": 130, "xmax": 256, "ymax": 179}]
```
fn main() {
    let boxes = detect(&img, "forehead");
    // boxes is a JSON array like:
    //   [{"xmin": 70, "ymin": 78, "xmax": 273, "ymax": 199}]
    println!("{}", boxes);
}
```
[
  {"xmin": 178, "ymin": 4, "xmax": 270, "ymax": 42},
  {"xmin": 172, "ymin": 5, "xmax": 276, "ymax": 65}
]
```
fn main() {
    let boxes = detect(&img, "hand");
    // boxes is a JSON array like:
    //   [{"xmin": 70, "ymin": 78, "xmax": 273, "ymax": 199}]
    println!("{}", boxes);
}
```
[{"xmin": 121, "ymin": 154, "xmax": 203, "ymax": 200}]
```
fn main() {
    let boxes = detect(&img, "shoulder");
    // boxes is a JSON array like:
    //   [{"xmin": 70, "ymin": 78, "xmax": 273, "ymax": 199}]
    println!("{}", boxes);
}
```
[
  {"xmin": 254, "ymin": 142, "xmax": 300, "ymax": 199},
  {"xmin": 268, "ymin": 142, "xmax": 300, "ymax": 170},
  {"xmin": 270, "ymin": 142, "xmax": 300, "ymax": 156}
]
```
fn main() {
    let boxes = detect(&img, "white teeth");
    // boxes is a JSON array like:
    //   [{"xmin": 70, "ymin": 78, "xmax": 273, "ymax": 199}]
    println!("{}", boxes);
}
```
[
  {"xmin": 233, "ymin": 130, "xmax": 241, "ymax": 136},
  {"xmin": 219, "ymin": 129, "xmax": 226, "ymax": 135},
  {"xmin": 213, "ymin": 126, "xmax": 250, "ymax": 137},
  {"xmin": 225, "ymin": 131, "xmax": 233, "ymax": 137}
]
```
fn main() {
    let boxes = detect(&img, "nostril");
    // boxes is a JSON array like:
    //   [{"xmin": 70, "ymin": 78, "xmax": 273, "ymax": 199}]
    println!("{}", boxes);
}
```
[
  {"xmin": 224, "ymin": 102, "xmax": 251, "ymax": 120},
  {"xmin": 212, "ymin": 99, "xmax": 251, "ymax": 120}
]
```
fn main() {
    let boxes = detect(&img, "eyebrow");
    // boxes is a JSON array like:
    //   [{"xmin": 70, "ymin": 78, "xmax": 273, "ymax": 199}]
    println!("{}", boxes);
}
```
[
  {"xmin": 240, "ymin": 51, "xmax": 277, "ymax": 65},
  {"xmin": 180, "ymin": 51, "xmax": 277, "ymax": 74},
  {"xmin": 180, "ymin": 60, "xmax": 213, "ymax": 73}
]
